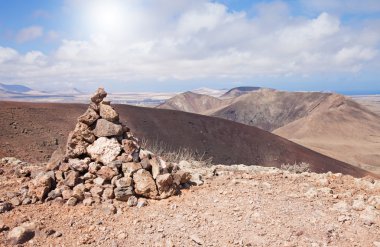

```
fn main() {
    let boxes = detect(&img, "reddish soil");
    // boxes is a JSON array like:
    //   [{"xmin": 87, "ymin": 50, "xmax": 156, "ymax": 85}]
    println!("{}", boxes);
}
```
[
  {"xmin": 0, "ymin": 163, "xmax": 379, "ymax": 246},
  {"xmin": 0, "ymin": 101, "xmax": 375, "ymax": 178}
]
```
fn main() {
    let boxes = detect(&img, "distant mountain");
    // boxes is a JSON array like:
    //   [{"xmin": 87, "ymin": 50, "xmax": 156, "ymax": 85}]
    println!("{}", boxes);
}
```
[
  {"xmin": 0, "ymin": 83, "xmax": 32, "ymax": 93},
  {"xmin": 159, "ymin": 89, "xmax": 334, "ymax": 131},
  {"xmin": 158, "ymin": 91, "xmax": 226, "ymax": 113},
  {"xmin": 73, "ymin": 88, "xmax": 84, "ymax": 94},
  {"xmin": 211, "ymin": 90, "xmax": 333, "ymax": 131},
  {"xmin": 273, "ymin": 94, "xmax": 380, "ymax": 174},
  {"xmin": 191, "ymin": 87, "xmax": 227, "ymax": 97},
  {"xmin": 158, "ymin": 88, "xmax": 380, "ymax": 174},
  {"xmin": 221, "ymin": 86, "xmax": 264, "ymax": 98},
  {"xmin": 63, "ymin": 87, "xmax": 85, "ymax": 95}
]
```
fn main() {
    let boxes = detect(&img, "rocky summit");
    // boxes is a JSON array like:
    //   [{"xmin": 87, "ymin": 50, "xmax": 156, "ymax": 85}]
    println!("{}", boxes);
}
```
[
  {"xmin": 9, "ymin": 88, "xmax": 193, "ymax": 209},
  {"xmin": 0, "ymin": 89, "xmax": 379, "ymax": 246}
]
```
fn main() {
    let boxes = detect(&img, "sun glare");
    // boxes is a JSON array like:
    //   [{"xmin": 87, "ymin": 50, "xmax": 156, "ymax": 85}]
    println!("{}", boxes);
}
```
[{"xmin": 86, "ymin": 1, "xmax": 127, "ymax": 35}]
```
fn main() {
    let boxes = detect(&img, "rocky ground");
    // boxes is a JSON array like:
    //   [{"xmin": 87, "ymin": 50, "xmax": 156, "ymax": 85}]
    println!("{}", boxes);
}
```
[
  {"xmin": 1, "ymin": 89, "xmax": 379, "ymax": 246},
  {"xmin": 1, "ymin": 159, "xmax": 379, "ymax": 246}
]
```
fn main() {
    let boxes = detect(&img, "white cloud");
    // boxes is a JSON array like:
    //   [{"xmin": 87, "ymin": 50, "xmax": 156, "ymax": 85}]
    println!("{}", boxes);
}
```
[
  {"xmin": 335, "ymin": 46, "xmax": 377, "ymax": 65},
  {"xmin": 23, "ymin": 51, "xmax": 47, "ymax": 66},
  {"xmin": 1, "ymin": 1, "xmax": 380, "ymax": 87},
  {"xmin": 0, "ymin": 47, "xmax": 18, "ymax": 63},
  {"xmin": 276, "ymin": 12, "xmax": 340, "ymax": 54},
  {"xmin": 178, "ymin": 2, "xmax": 240, "ymax": 34},
  {"xmin": 16, "ymin": 26, "xmax": 44, "ymax": 43}
]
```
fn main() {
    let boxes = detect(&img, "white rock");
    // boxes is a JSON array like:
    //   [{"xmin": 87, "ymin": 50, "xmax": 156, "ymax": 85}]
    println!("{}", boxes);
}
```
[
  {"xmin": 360, "ymin": 206, "xmax": 378, "ymax": 226},
  {"xmin": 368, "ymin": 196, "xmax": 380, "ymax": 210},
  {"xmin": 354, "ymin": 178, "xmax": 375, "ymax": 190},
  {"xmin": 304, "ymin": 188, "xmax": 318, "ymax": 199},
  {"xmin": 7, "ymin": 222, "xmax": 35, "ymax": 245},
  {"xmin": 374, "ymin": 181, "xmax": 380, "ymax": 190},
  {"xmin": 83, "ymin": 198, "xmax": 94, "ymax": 206},
  {"xmin": 190, "ymin": 173, "xmax": 203, "ymax": 186},
  {"xmin": 139, "ymin": 149, "xmax": 154, "ymax": 160},
  {"xmin": 83, "ymin": 172, "xmax": 95, "ymax": 180},
  {"xmin": 331, "ymin": 201, "xmax": 350, "ymax": 213},
  {"xmin": 317, "ymin": 178, "xmax": 329, "ymax": 187},
  {"xmin": 88, "ymin": 162, "xmax": 100, "ymax": 174},
  {"xmin": 94, "ymin": 177, "xmax": 105, "ymax": 186},
  {"xmin": 352, "ymin": 198, "xmax": 366, "ymax": 211},
  {"xmin": 87, "ymin": 137, "xmax": 122, "ymax": 164},
  {"xmin": 178, "ymin": 160, "xmax": 192, "ymax": 170},
  {"xmin": 318, "ymin": 187, "xmax": 333, "ymax": 195},
  {"xmin": 137, "ymin": 198, "xmax": 148, "ymax": 208}
]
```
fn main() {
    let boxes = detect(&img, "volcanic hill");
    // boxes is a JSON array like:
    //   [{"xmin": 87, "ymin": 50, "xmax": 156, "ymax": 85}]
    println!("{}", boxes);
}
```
[
  {"xmin": 158, "ymin": 89, "xmax": 380, "ymax": 174},
  {"xmin": 0, "ymin": 100, "xmax": 375, "ymax": 178}
]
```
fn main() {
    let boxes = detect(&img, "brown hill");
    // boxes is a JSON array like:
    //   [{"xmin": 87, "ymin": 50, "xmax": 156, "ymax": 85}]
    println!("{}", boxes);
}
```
[
  {"xmin": 274, "ymin": 94, "xmax": 380, "ymax": 174},
  {"xmin": 157, "ymin": 90, "xmax": 380, "ymax": 174},
  {"xmin": 0, "ymin": 101, "xmax": 374, "ymax": 178},
  {"xmin": 158, "ymin": 89, "xmax": 334, "ymax": 132},
  {"xmin": 157, "ymin": 91, "xmax": 226, "ymax": 113},
  {"xmin": 210, "ymin": 90, "xmax": 333, "ymax": 131}
]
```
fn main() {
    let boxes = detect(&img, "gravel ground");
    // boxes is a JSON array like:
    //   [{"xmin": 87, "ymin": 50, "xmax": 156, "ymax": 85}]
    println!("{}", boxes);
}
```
[{"xmin": 1, "ymin": 162, "xmax": 380, "ymax": 246}]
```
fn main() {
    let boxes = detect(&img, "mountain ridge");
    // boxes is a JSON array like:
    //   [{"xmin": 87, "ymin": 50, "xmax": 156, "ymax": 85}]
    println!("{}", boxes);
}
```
[
  {"xmin": 221, "ymin": 86, "xmax": 264, "ymax": 98},
  {"xmin": 0, "ymin": 83, "xmax": 33, "ymax": 93},
  {"xmin": 158, "ymin": 89, "xmax": 380, "ymax": 174}
]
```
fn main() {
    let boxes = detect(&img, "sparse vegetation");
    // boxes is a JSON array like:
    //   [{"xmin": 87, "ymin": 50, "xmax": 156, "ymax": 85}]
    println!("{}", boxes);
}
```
[
  {"xmin": 141, "ymin": 138, "xmax": 213, "ymax": 165},
  {"xmin": 280, "ymin": 162, "xmax": 310, "ymax": 173}
]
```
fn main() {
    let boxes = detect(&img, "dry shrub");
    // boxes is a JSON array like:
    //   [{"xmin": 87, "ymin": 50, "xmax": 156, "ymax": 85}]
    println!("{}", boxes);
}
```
[
  {"xmin": 280, "ymin": 162, "xmax": 310, "ymax": 173},
  {"xmin": 140, "ymin": 138, "xmax": 213, "ymax": 165}
]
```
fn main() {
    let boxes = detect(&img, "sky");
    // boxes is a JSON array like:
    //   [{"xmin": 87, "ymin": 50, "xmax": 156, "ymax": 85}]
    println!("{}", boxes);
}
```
[{"xmin": 0, "ymin": 0, "xmax": 380, "ymax": 94}]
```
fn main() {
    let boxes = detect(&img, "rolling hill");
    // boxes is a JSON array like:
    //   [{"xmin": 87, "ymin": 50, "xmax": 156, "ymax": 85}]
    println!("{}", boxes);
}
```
[
  {"xmin": 158, "ymin": 89, "xmax": 380, "ymax": 174},
  {"xmin": 273, "ymin": 94, "xmax": 380, "ymax": 174},
  {"xmin": 0, "ymin": 101, "xmax": 374, "ymax": 178},
  {"xmin": 158, "ymin": 89, "xmax": 334, "ymax": 132}
]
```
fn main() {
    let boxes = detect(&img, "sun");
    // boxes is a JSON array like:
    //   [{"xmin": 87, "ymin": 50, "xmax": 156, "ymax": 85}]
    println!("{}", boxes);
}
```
[{"xmin": 85, "ymin": 0, "xmax": 127, "ymax": 35}]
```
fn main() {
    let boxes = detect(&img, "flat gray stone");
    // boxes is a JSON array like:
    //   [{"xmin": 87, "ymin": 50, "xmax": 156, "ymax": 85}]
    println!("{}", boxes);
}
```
[{"xmin": 93, "ymin": 119, "xmax": 123, "ymax": 137}]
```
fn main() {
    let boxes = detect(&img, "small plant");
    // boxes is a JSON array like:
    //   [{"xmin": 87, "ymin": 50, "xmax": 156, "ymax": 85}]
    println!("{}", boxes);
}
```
[
  {"xmin": 280, "ymin": 162, "xmax": 310, "ymax": 173},
  {"xmin": 140, "ymin": 138, "xmax": 213, "ymax": 165}
]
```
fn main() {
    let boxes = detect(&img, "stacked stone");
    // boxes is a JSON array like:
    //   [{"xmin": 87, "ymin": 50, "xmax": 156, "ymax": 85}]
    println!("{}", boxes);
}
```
[{"xmin": 26, "ymin": 88, "xmax": 191, "ymax": 206}]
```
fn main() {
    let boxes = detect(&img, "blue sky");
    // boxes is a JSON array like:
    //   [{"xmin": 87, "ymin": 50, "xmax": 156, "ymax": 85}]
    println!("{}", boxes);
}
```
[{"xmin": 0, "ymin": 0, "xmax": 380, "ymax": 94}]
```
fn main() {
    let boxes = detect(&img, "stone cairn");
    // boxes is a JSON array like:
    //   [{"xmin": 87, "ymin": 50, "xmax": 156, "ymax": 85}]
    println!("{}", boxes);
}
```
[{"xmin": 26, "ymin": 88, "xmax": 191, "ymax": 207}]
